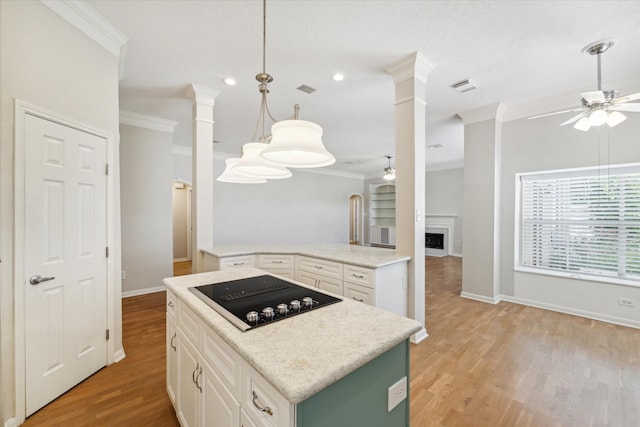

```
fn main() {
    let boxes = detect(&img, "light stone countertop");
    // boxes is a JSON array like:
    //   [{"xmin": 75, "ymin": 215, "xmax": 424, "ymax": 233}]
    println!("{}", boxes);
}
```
[
  {"xmin": 200, "ymin": 243, "xmax": 410, "ymax": 268},
  {"xmin": 163, "ymin": 267, "xmax": 422, "ymax": 404}
]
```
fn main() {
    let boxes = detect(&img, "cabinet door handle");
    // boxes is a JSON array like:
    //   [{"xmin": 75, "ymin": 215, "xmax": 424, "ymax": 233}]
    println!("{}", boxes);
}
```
[
  {"xmin": 271, "ymin": 260, "xmax": 283, "ymax": 264},
  {"xmin": 192, "ymin": 363, "xmax": 199, "ymax": 384},
  {"xmin": 252, "ymin": 390, "xmax": 273, "ymax": 416},
  {"xmin": 168, "ymin": 300, "xmax": 175, "ymax": 308},
  {"xmin": 233, "ymin": 262, "xmax": 245, "ymax": 266},
  {"xmin": 352, "ymin": 296, "xmax": 364, "ymax": 302},
  {"xmin": 352, "ymin": 273, "xmax": 365, "ymax": 278},
  {"xmin": 170, "ymin": 333, "xmax": 177, "ymax": 351},
  {"xmin": 195, "ymin": 366, "xmax": 203, "ymax": 393}
]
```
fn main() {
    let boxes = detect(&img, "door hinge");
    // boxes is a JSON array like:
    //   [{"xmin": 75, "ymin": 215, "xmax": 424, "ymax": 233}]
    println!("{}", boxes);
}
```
[
  {"xmin": 106, "ymin": 329, "xmax": 110, "ymax": 340},
  {"xmin": 106, "ymin": 247, "xmax": 109, "ymax": 258},
  {"xmin": 105, "ymin": 164, "xmax": 109, "ymax": 175}
]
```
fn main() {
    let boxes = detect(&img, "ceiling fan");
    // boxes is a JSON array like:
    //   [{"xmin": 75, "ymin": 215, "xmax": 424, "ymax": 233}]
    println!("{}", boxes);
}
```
[{"xmin": 530, "ymin": 40, "xmax": 640, "ymax": 131}]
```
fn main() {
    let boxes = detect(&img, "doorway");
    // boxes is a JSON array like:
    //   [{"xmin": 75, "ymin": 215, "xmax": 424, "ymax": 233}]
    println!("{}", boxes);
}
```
[
  {"xmin": 349, "ymin": 194, "xmax": 364, "ymax": 245},
  {"xmin": 172, "ymin": 181, "xmax": 192, "ymax": 275}
]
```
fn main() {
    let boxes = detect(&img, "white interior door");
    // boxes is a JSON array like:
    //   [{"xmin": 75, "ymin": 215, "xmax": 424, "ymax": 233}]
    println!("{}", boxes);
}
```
[{"xmin": 24, "ymin": 114, "xmax": 108, "ymax": 416}]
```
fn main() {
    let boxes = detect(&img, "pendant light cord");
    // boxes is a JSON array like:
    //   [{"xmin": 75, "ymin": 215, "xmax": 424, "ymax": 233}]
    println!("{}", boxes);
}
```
[{"xmin": 262, "ymin": 0, "xmax": 266, "ymax": 74}]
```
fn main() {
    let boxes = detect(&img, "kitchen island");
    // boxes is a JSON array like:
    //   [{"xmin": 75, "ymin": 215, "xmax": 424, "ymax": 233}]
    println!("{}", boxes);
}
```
[
  {"xmin": 200, "ymin": 243, "xmax": 410, "ymax": 317},
  {"xmin": 164, "ymin": 267, "xmax": 422, "ymax": 427}
]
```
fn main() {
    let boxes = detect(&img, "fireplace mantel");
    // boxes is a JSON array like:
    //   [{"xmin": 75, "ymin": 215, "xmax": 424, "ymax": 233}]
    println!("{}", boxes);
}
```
[{"xmin": 424, "ymin": 214, "xmax": 457, "ymax": 256}]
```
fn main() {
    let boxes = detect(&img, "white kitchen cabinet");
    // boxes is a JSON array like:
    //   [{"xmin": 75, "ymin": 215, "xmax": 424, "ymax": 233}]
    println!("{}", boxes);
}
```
[
  {"xmin": 170, "ymin": 298, "xmax": 292, "ymax": 427},
  {"xmin": 166, "ymin": 291, "xmax": 178, "ymax": 405},
  {"xmin": 296, "ymin": 256, "xmax": 343, "ymax": 281},
  {"xmin": 257, "ymin": 254, "xmax": 295, "ymax": 279},
  {"xmin": 297, "ymin": 270, "xmax": 343, "ymax": 296},
  {"xmin": 204, "ymin": 253, "xmax": 256, "ymax": 271},
  {"xmin": 343, "ymin": 282, "xmax": 374, "ymax": 305}
]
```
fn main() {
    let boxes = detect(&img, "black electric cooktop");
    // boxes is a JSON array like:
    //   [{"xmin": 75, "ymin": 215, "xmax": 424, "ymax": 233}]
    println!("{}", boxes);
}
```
[{"xmin": 189, "ymin": 274, "xmax": 341, "ymax": 331}]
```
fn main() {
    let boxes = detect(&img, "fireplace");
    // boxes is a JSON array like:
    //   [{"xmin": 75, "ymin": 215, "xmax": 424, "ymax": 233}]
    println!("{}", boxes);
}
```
[{"xmin": 425, "ymin": 227, "xmax": 448, "ymax": 257}]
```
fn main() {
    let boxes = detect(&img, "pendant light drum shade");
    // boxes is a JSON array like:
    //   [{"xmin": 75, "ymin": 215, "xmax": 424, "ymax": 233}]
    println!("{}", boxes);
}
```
[
  {"xmin": 217, "ymin": 158, "xmax": 267, "ymax": 183},
  {"xmin": 233, "ymin": 143, "xmax": 292, "ymax": 179},
  {"xmin": 259, "ymin": 120, "xmax": 335, "ymax": 168}
]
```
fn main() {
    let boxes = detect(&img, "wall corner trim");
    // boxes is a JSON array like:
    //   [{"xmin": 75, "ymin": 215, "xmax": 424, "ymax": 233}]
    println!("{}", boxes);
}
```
[
  {"xmin": 4, "ymin": 418, "xmax": 18, "ymax": 427},
  {"xmin": 40, "ymin": 0, "xmax": 128, "ymax": 58},
  {"xmin": 120, "ymin": 110, "xmax": 178, "ymax": 133}
]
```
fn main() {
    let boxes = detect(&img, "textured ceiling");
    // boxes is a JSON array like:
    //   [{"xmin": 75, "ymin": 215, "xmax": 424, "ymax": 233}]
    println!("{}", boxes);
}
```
[{"xmin": 88, "ymin": 0, "xmax": 640, "ymax": 176}]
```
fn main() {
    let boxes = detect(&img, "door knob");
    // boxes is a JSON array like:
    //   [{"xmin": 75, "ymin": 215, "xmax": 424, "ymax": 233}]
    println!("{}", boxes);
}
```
[{"xmin": 29, "ymin": 275, "xmax": 55, "ymax": 285}]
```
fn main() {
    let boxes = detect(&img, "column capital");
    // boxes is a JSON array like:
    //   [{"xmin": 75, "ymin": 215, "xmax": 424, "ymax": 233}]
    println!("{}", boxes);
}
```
[
  {"xmin": 386, "ymin": 52, "xmax": 436, "ymax": 84},
  {"xmin": 186, "ymin": 83, "xmax": 220, "ymax": 106}
]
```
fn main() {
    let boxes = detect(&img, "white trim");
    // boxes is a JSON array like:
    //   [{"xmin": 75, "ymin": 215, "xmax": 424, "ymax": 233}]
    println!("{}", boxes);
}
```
[
  {"xmin": 173, "ymin": 257, "xmax": 190, "ymax": 262},
  {"xmin": 119, "ymin": 110, "xmax": 178, "ymax": 133},
  {"xmin": 122, "ymin": 286, "xmax": 166, "ymax": 298},
  {"xmin": 457, "ymin": 103, "xmax": 501, "ymax": 125},
  {"xmin": 460, "ymin": 291, "xmax": 501, "ymax": 304},
  {"xmin": 424, "ymin": 215, "xmax": 456, "ymax": 257},
  {"xmin": 449, "ymin": 252, "xmax": 463, "ymax": 258},
  {"xmin": 186, "ymin": 83, "xmax": 220, "ymax": 106},
  {"xmin": 499, "ymin": 295, "xmax": 640, "ymax": 330},
  {"xmin": 386, "ymin": 51, "xmax": 436, "ymax": 84},
  {"xmin": 4, "ymin": 418, "xmax": 17, "ymax": 427},
  {"xmin": 113, "ymin": 348, "xmax": 126, "ymax": 363},
  {"xmin": 13, "ymin": 100, "xmax": 120, "ymax": 424},
  {"xmin": 410, "ymin": 327, "xmax": 428, "ymax": 344},
  {"xmin": 173, "ymin": 145, "xmax": 192, "ymax": 157},
  {"xmin": 40, "ymin": 0, "xmax": 128, "ymax": 58}
]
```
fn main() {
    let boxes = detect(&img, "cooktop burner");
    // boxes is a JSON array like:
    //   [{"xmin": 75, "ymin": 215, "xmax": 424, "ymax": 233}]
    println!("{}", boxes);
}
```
[{"xmin": 189, "ymin": 274, "xmax": 341, "ymax": 331}]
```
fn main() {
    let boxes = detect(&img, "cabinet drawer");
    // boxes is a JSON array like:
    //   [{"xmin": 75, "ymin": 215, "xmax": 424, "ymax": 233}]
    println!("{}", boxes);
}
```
[
  {"xmin": 202, "ymin": 327, "xmax": 242, "ymax": 399},
  {"xmin": 177, "ymin": 301, "xmax": 201, "ymax": 347},
  {"xmin": 343, "ymin": 264, "xmax": 374, "ymax": 288},
  {"xmin": 241, "ymin": 362, "xmax": 294, "ymax": 427},
  {"xmin": 343, "ymin": 282, "xmax": 374, "ymax": 305},
  {"xmin": 166, "ymin": 289, "xmax": 177, "ymax": 317},
  {"xmin": 221, "ymin": 255, "xmax": 256, "ymax": 269},
  {"xmin": 297, "ymin": 271, "xmax": 343, "ymax": 295},
  {"xmin": 256, "ymin": 254, "xmax": 294, "ymax": 269},
  {"xmin": 297, "ymin": 256, "xmax": 343, "ymax": 280},
  {"xmin": 260, "ymin": 268, "xmax": 294, "ymax": 280}
]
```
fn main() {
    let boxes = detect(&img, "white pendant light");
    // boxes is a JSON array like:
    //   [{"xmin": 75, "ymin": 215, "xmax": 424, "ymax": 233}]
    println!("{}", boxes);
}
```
[
  {"xmin": 574, "ymin": 117, "xmax": 591, "ymax": 132},
  {"xmin": 260, "ymin": 118, "xmax": 335, "ymax": 168},
  {"xmin": 217, "ymin": 158, "xmax": 267, "ymax": 184},
  {"xmin": 233, "ymin": 142, "xmax": 292, "ymax": 179},
  {"xmin": 607, "ymin": 111, "xmax": 627, "ymax": 127}
]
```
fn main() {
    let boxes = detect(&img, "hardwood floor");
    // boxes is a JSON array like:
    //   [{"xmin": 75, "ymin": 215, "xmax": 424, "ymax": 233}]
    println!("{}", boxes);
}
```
[
  {"xmin": 23, "ymin": 256, "xmax": 640, "ymax": 426},
  {"xmin": 173, "ymin": 260, "xmax": 192, "ymax": 276}
]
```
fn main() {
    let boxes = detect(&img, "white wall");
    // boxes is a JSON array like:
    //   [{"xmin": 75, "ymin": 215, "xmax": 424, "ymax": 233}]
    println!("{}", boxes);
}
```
[
  {"xmin": 0, "ymin": 1, "xmax": 122, "ymax": 423},
  {"xmin": 462, "ymin": 102, "xmax": 640, "ymax": 327},
  {"xmin": 120, "ymin": 124, "xmax": 174, "ymax": 295},
  {"xmin": 211, "ymin": 158, "xmax": 364, "ymax": 244},
  {"xmin": 173, "ymin": 149, "xmax": 192, "ymax": 183},
  {"xmin": 425, "ymin": 168, "xmax": 464, "ymax": 255}
]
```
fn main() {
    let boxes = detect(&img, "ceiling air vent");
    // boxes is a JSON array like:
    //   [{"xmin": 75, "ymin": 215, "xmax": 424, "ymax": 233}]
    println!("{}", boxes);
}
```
[
  {"xmin": 450, "ymin": 78, "xmax": 477, "ymax": 93},
  {"xmin": 297, "ymin": 84, "xmax": 316, "ymax": 94}
]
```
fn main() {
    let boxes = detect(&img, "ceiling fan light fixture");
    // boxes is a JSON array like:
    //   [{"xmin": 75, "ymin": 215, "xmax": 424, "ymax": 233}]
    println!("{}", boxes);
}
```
[
  {"xmin": 607, "ymin": 111, "xmax": 627, "ymax": 127},
  {"xmin": 382, "ymin": 155, "xmax": 396, "ymax": 181},
  {"xmin": 588, "ymin": 109, "xmax": 608, "ymax": 126},
  {"xmin": 260, "ymin": 120, "xmax": 335, "ymax": 168},
  {"xmin": 233, "ymin": 143, "xmax": 292, "ymax": 179},
  {"xmin": 217, "ymin": 158, "xmax": 267, "ymax": 184},
  {"xmin": 574, "ymin": 117, "xmax": 591, "ymax": 132}
]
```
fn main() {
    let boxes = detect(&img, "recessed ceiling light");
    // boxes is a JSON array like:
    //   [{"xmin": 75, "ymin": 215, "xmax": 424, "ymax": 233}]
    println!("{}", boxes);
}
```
[
  {"xmin": 427, "ymin": 143, "xmax": 445, "ymax": 149},
  {"xmin": 222, "ymin": 77, "xmax": 236, "ymax": 86},
  {"xmin": 331, "ymin": 73, "xmax": 345, "ymax": 82}
]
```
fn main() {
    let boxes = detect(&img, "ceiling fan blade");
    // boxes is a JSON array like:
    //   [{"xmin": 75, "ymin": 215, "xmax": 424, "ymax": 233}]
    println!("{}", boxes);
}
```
[
  {"xmin": 528, "ymin": 108, "xmax": 585, "ymax": 120},
  {"xmin": 560, "ymin": 111, "xmax": 590, "ymax": 126},
  {"xmin": 612, "ymin": 91, "xmax": 640, "ymax": 104},
  {"xmin": 580, "ymin": 90, "xmax": 605, "ymax": 103},
  {"xmin": 609, "ymin": 103, "xmax": 640, "ymax": 112}
]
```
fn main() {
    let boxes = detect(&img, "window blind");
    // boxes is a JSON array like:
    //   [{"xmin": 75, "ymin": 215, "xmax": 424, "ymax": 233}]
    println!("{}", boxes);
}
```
[{"xmin": 519, "ymin": 165, "xmax": 640, "ymax": 282}]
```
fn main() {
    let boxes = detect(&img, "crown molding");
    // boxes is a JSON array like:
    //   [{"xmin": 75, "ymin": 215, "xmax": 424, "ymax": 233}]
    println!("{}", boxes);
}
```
[
  {"xmin": 119, "ymin": 110, "xmax": 178, "ymax": 133},
  {"xmin": 186, "ymin": 83, "xmax": 220, "ymax": 106},
  {"xmin": 457, "ymin": 103, "xmax": 506, "ymax": 125},
  {"xmin": 41, "ymin": 0, "xmax": 128, "ymax": 58}
]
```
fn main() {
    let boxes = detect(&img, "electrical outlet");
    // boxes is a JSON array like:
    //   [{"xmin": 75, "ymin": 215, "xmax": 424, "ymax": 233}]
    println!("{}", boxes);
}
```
[
  {"xmin": 121, "ymin": 270, "xmax": 126, "ymax": 280},
  {"xmin": 618, "ymin": 297, "xmax": 636, "ymax": 307},
  {"xmin": 388, "ymin": 376, "xmax": 407, "ymax": 412}
]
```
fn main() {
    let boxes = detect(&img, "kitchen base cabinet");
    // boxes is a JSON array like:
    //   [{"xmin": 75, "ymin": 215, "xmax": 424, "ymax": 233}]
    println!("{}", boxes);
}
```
[
  {"xmin": 166, "ymin": 291, "xmax": 178, "ymax": 405},
  {"xmin": 167, "ymin": 282, "xmax": 416, "ymax": 427}
]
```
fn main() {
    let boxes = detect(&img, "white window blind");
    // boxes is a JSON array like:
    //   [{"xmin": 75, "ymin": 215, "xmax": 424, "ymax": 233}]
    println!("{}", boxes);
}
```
[{"xmin": 519, "ymin": 164, "xmax": 640, "ymax": 283}]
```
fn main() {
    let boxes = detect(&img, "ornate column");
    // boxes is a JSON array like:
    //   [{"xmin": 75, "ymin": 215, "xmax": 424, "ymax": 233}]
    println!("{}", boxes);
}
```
[
  {"xmin": 387, "ymin": 52, "xmax": 435, "ymax": 343},
  {"xmin": 186, "ymin": 84, "xmax": 219, "ymax": 273}
]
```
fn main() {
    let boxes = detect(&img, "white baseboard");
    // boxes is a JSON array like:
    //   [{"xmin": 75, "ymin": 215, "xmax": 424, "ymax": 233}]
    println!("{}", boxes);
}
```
[
  {"xmin": 450, "ymin": 252, "xmax": 463, "ymax": 257},
  {"xmin": 410, "ymin": 327, "xmax": 428, "ymax": 344},
  {"xmin": 5, "ymin": 418, "xmax": 17, "ymax": 427},
  {"xmin": 460, "ymin": 291, "xmax": 501, "ymax": 304},
  {"xmin": 499, "ymin": 295, "xmax": 640, "ymax": 330},
  {"xmin": 122, "ymin": 286, "xmax": 165, "ymax": 298},
  {"xmin": 113, "ymin": 348, "xmax": 126, "ymax": 363},
  {"xmin": 173, "ymin": 257, "xmax": 191, "ymax": 262}
]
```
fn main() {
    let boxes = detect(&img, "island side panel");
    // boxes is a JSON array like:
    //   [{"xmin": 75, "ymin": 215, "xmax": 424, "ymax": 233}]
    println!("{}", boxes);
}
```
[{"xmin": 296, "ymin": 340, "xmax": 410, "ymax": 427}]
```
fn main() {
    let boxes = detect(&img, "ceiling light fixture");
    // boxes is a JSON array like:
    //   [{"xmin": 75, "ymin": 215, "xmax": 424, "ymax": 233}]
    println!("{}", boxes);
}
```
[
  {"xmin": 221, "ymin": 0, "xmax": 335, "ymax": 182},
  {"xmin": 331, "ymin": 73, "xmax": 344, "ymax": 82},
  {"xmin": 383, "ymin": 155, "xmax": 396, "ymax": 181},
  {"xmin": 217, "ymin": 158, "xmax": 267, "ymax": 184},
  {"xmin": 222, "ymin": 77, "xmax": 237, "ymax": 86}
]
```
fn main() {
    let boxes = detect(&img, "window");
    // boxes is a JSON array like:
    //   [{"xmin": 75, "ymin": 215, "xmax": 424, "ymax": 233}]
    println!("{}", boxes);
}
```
[{"xmin": 517, "ymin": 164, "xmax": 640, "ymax": 284}]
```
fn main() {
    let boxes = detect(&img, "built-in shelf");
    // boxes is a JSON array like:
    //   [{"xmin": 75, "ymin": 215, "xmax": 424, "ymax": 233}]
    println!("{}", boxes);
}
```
[{"xmin": 369, "ymin": 184, "xmax": 396, "ymax": 246}]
